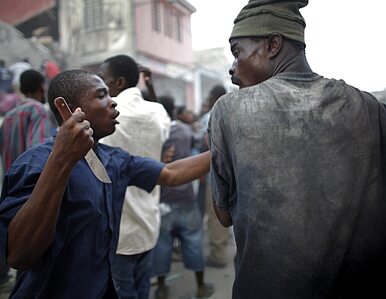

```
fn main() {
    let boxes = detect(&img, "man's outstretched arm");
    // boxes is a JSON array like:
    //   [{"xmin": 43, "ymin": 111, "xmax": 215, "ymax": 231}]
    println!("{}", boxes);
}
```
[{"xmin": 157, "ymin": 151, "xmax": 210, "ymax": 186}]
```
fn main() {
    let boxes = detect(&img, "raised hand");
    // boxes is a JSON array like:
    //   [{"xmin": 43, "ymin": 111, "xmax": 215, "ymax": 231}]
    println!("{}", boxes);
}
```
[
  {"xmin": 53, "ymin": 97, "xmax": 94, "ymax": 165},
  {"xmin": 138, "ymin": 65, "xmax": 158, "ymax": 102}
]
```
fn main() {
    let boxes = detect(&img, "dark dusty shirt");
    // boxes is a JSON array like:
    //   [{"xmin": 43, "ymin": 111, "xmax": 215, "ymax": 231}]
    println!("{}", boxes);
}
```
[
  {"xmin": 0, "ymin": 140, "xmax": 164, "ymax": 299},
  {"xmin": 208, "ymin": 72, "xmax": 386, "ymax": 299}
]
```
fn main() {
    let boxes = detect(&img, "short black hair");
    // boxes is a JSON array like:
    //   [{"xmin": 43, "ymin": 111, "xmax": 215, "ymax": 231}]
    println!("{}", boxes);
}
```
[
  {"xmin": 209, "ymin": 85, "xmax": 226, "ymax": 99},
  {"xmin": 19, "ymin": 69, "xmax": 45, "ymax": 95},
  {"xmin": 47, "ymin": 69, "xmax": 96, "ymax": 125},
  {"xmin": 104, "ymin": 55, "xmax": 139, "ymax": 88},
  {"xmin": 176, "ymin": 106, "xmax": 186, "ymax": 117},
  {"xmin": 208, "ymin": 85, "xmax": 226, "ymax": 108},
  {"xmin": 159, "ymin": 95, "xmax": 175, "ymax": 119}
]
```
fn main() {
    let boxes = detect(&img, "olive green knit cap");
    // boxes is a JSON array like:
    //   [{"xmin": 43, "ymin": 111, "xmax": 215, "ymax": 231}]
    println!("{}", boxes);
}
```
[{"xmin": 230, "ymin": 0, "xmax": 308, "ymax": 44}]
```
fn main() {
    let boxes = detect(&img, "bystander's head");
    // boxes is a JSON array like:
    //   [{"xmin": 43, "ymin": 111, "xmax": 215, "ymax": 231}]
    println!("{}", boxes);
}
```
[
  {"xmin": 98, "ymin": 55, "xmax": 139, "ymax": 97},
  {"xmin": 19, "ymin": 70, "xmax": 45, "ymax": 103}
]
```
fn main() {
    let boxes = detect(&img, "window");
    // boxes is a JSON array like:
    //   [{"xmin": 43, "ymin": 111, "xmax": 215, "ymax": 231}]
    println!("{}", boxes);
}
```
[
  {"xmin": 164, "ymin": 3, "xmax": 174, "ymax": 38},
  {"xmin": 152, "ymin": 0, "xmax": 161, "ymax": 32},
  {"xmin": 84, "ymin": 0, "xmax": 105, "ymax": 31},
  {"xmin": 175, "ymin": 14, "xmax": 183, "ymax": 43}
]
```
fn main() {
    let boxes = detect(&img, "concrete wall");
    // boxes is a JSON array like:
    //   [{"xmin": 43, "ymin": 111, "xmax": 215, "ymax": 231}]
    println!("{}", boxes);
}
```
[
  {"xmin": 59, "ymin": 0, "xmax": 195, "ymax": 106},
  {"xmin": 0, "ymin": 21, "xmax": 58, "ymax": 68},
  {"xmin": 59, "ymin": 0, "xmax": 135, "ymax": 68}
]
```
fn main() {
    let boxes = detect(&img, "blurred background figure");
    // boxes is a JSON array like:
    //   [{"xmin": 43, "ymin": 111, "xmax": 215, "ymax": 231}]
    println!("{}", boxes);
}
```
[
  {"xmin": 0, "ymin": 69, "xmax": 54, "ymax": 171},
  {"xmin": 175, "ymin": 106, "xmax": 200, "ymax": 157},
  {"xmin": 0, "ymin": 60, "xmax": 20, "ymax": 122},
  {"xmin": 196, "ymin": 85, "xmax": 229, "ymax": 269},
  {"xmin": 41, "ymin": 59, "xmax": 61, "ymax": 83},
  {"xmin": 99, "ymin": 54, "xmax": 171, "ymax": 299},
  {"xmin": 0, "ymin": 68, "xmax": 54, "ymax": 294},
  {"xmin": 153, "ymin": 95, "xmax": 214, "ymax": 299},
  {"xmin": 175, "ymin": 106, "xmax": 195, "ymax": 125},
  {"xmin": 9, "ymin": 58, "xmax": 32, "ymax": 93},
  {"xmin": 138, "ymin": 65, "xmax": 158, "ymax": 103},
  {"xmin": 0, "ymin": 60, "xmax": 13, "ymax": 95}
]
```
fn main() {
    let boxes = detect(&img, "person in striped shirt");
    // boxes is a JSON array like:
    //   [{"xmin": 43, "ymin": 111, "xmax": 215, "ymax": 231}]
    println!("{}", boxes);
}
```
[{"xmin": 0, "ymin": 69, "xmax": 54, "ymax": 172}]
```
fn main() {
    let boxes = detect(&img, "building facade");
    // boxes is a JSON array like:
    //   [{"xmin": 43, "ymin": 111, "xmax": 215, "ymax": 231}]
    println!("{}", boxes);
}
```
[
  {"xmin": 0, "ymin": 0, "xmax": 233, "ymax": 111},
  {"xmin": 59, "ymin": 0, "xmax": 196, "ymax": 108},
  {"xmin": 0, "ymin": 0, "xmax": 62, "ymax": 67}
]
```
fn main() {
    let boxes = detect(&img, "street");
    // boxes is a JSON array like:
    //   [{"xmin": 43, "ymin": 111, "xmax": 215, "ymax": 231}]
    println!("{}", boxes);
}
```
[
  {"xmin": 149, "ymin": 231, "xmax": 236, "ymax": 299},
  {"xmin": 0, "ymin": 227, "xmax": 236, "ymax": 299}
]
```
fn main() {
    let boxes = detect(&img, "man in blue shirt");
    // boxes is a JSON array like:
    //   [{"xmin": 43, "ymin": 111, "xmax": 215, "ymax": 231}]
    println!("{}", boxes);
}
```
[{"xmin": 0, "ymin": 70, "xmax": 210, "ymax": 298}]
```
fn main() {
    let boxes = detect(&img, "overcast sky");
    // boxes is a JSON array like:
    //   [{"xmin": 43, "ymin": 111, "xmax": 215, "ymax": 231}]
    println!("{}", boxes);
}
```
[{"xmin": 189, "ymin": 0, "xmax": 386, "ymax": 92}]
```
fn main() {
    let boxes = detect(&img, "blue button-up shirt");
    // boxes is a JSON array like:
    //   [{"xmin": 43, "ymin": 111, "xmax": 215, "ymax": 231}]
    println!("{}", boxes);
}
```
[{"xmin": 0, "ymin": 140, "xmax": 164, "ymax": 298}]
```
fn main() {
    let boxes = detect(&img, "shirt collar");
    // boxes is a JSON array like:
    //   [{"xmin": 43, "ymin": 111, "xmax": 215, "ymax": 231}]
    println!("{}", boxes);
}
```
[{"xmin": 116, "ymin": 87, "xmax": 142, "ymax": 99}]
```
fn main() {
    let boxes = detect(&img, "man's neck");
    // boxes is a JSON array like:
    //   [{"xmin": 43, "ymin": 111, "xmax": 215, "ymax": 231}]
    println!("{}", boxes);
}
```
[
  {"xmin": 24, "ymin": 93, "xmax": 43, "ymax": 103},
  {"xmin": 272, "ymin": 51, "xmax": 312, "ymax": 77}
]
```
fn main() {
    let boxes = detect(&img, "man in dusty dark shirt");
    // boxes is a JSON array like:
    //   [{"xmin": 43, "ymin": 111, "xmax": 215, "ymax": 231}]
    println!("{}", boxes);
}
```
[{"xmin": 208, "ymin": 0, "xmax": 386, "ymax": 298}]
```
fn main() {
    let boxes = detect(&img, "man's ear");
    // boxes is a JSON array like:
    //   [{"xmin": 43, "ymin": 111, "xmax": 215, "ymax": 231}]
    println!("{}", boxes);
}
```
[
  {"xmin": 266, "ymin": 33, "xmax": 283, "ymax": 58},
  {"xmin": 116, "ymin": 77, "xmax": 127, "ymax": 90}
]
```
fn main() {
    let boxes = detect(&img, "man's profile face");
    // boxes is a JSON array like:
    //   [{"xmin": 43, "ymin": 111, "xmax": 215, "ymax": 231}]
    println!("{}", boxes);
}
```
[
  {"xmin": 78, "ymin": 75, "xmax": 119, "ymax": 141},
  {"xmin": 39, "ymin": 83, "xmax": 46, "ymax": 103},
  {"xmin": 98, "ymin": 62, "xmax": 120, "ymax": 97},
  {"xmin": 229, "ymin": 37, "xmax": 271, "ymax": 89}
]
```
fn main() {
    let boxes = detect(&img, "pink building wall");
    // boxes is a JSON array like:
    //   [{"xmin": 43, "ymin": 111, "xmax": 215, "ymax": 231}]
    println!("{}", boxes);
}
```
[
  {"xmin": 135, "ymin": 0, "xmax": 194, "ymax": 67},
  {"xmin": 0, "ymin": 0, "xmax": 54, "ymax": 25}
]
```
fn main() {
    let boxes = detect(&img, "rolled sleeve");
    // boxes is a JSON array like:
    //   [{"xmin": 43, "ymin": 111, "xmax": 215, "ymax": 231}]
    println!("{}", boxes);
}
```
[
  {"xmin": 127, "ymin": 156, "xmax": 164, "ymax": 193},
  {"xmin": 208, "ymin": 104, "xmax": 236, "ymax": 211},
  {"xmin": 210, "ymin": 147, "xmax": 232, "ymax": 211}
]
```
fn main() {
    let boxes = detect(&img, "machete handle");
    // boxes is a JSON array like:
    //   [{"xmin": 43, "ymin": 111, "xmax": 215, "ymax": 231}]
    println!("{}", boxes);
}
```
[
  {"xmin": 54, "ymin": 97, "xmax": 73, "ymax": 122},
  {"xmin": 54, "ymin": 98, "xmax": 111, "ymax": 183}
]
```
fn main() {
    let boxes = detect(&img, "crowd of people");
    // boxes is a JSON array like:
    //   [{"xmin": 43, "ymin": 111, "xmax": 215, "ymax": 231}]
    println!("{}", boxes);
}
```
[
  {"xmin": 0, "ymin": 59, "xmax": 59, "ymax": 295},
  {"xmin": 2, "ymin": 0, "xmax": 386, "ymax": 299},
  {"xmin": 0, "ymin": 54, "xmax": 227, "ymax": 299}
]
